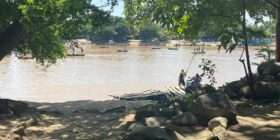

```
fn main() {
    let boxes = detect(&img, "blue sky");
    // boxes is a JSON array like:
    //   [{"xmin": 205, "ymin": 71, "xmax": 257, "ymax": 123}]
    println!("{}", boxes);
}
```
[{"xmin": 92, "ymin": 0, "xmax": 124, "ymax": 17}]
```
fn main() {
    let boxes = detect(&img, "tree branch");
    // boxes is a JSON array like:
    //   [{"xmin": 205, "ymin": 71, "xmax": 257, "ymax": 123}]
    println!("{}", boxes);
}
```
[
  {"xmin": 265, "ymin": 0, "xmax": 278, "ymax": 8},
  {"xmin": 207, "ymin": 14, "xmax": 242, "ymax": 23},
  {"xmin": 0, "ymin": 21, "xmax": 27, "ymax": 60}
]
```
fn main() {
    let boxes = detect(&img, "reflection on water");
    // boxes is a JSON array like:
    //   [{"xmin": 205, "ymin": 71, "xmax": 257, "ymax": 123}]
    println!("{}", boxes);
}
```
[{"xmin": 0, "ymin": 46, "xmax": 260, "ymax": 102}]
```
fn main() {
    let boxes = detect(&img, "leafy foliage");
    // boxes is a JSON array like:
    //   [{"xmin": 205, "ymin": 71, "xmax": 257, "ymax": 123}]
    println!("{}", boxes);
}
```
[
  {"xmin": 139, "ymin": 23, "xmax": 160, "ymax": 42},
  {"xmin": 255, "ymin": 45, "xmax": 276, "ymax": 62},
  {"xmin": 114, "ymin": 23, "xmax": 130, "ymax": 41},
  {"xmin": 124, "ymin": 0, "xmax": 273, "ymax": 51},
  {"xmin": 202, "ymin": 84, "xmax": 217, "ymax": 94},
  {"xmin": 0, "ymin": 0, "xmax": 115, "ymax": 65},
  {"xmin": 199, "ymin": 58, "xmax": 217, "ymax": 86},
  {"xmin": 92, "ymin": 26, "xmax": 117, "ymax": 42},
  {"xmin": 92, "ymin": 17, "xmax": 130, "ymax": 42}
]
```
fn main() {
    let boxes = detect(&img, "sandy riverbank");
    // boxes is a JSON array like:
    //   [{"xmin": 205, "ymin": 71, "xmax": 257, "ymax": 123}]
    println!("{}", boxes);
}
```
[{"xmin": 0, "ymin": 99, "xmax": 279, "ymax": 140}]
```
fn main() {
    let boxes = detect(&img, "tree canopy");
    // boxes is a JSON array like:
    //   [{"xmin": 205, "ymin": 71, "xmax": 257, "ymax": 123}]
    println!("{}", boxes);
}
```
[
  {"xmin": 124, "ymin": 0, "xmax": 277, "ymax": 95},
  {"xmin": 124, "ymin": 0, "xmax": 273, "ymax": 48},
  {"xmin": 0, "ymin": 0, "xmax": 116, "ymax": 65},
  {"xmin": 92, "ymin": 16, "xmax": 130, "ymax": 42}
]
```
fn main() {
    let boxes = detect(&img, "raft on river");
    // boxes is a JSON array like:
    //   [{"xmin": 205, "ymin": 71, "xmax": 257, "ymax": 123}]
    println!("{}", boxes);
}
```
[
  {"xmin": 67, "ymin": 54, "xmax": 85, "ymax": 56},
  {"xmin": 117, "ymin": 49, "xmax": 128, "ymax": 52},
  {"xmin": 18, "ymin": 56, "xmax": 33, "ymax": 59},
  {"xmin": 168, "ymin": 48, "xmax": 178, "ymax": 50}
]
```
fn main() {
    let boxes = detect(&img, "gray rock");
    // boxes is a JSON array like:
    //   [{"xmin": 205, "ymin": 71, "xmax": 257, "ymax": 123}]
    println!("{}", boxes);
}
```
[
  {"xmin": 238, "ymin": 86, "xmax": 251, "ymax": 97},
  {"xmin": 12, "ymin": 134, "xmax": 23, "ymax": 140},
  {"xmin": 105, "ymin": 136, "xmax": 124, "ymax": 140},
  {"xmin": 194, "ymin": 94, "xmax": 237, "ymax": 125},
  {"xmin": 212, "ymin": 126, "xmax": 230, "ymax": 138},
  {"xmin": 12, "ymin": 126, "xmax": 25, "ymax": 137},
  {"xmin": 207, "ymin": 136, "xmax": 220, "ymax": 140},
  {"xmin": 108, "ymin": 130, "xmax": 128, "ymax": 137},
  {"xmin": 263, "ymin": 63, "xmax": 280, "ymax": 76},
  {"xmin": 263, "ymin": 75, "xmax": 276, "ymax": 81},
  {"xmin": 145, "ymin": 117, "xmax": 161, "ymax": 127},
  {"xmin": 128, "ymin": 123, "xmax": 145, "ymax": 132},
  {"xmin": 18, "ymin": 118, "xmax": 38, "ymax": 129},
  {"xmin": 100, "ymin": 106, "xmax": 126, "ymax": 114},
  {"xmin": 258, "ymin": 61, "xmax": 272, "ymax": 76},
  {"xmin": 115, "ymin": 121, "xmax": 134, "ymax": 131},
  {"xmin": 276, "ymin": 73, "xmax": 280, "ymax": 81},
  {"xmin": 46, "ymin": 110, "xmax": 64, "ymax": 116},
  {"xmin": 72, "ymin": 128, "xmax": 80, "ymax": 134},
  {"xmin": 135, "ymin": 104, "xmax": 159, "ymax": 122},
  {"xmin": 0, "ymin": 99, "xmax": 29, "ymax": 116},
  {"xmin": 158, "ymin": 108, "xmax": 176, "ymax": 119},
  {"xmin": 219, "ymin": 79, "xmax": 247, "ymax": 99},
  {"xmin": 171, "ymin": 112, "xmax": 198, "ymax": 126},
  {"xmin": 255, "ymin": 81, "xmax": 280, "ymax": 99},
  {"xmin": 106, "ymin": 136, "xmax": 124, "ymax": 140},
  {"xmin": 126, "ymin": 127, "xmax": 177, "ymax": 140},
  {"xmin": 208, "ymin": 117, "xmax": 228, "ymax": 131}
]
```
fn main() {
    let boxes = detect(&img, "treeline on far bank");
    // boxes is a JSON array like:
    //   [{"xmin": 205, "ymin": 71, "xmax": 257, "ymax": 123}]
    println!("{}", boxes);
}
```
[
  {"xmin": 91, "ymin": 17, "xmax": 174, "ymax": 44},
  {"xmin": 62, "ymin": 16, "xmax": 175, "ymax": 44},
  {"xmin": 62, "ymin": 15, "xmax": 276, "ymax": 46}
]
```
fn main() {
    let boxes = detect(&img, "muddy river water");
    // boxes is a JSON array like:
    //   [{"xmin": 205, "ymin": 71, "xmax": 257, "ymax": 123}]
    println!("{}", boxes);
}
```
[{"xmin": 0, "ymin": 46, "xmax": 261, "ymax": 102}]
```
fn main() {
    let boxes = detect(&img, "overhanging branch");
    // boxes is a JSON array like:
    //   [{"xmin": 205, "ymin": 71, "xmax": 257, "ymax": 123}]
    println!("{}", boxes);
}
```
[{"xmin": 265, "ymin": 0, "xmax": 278, "ymax": 8}]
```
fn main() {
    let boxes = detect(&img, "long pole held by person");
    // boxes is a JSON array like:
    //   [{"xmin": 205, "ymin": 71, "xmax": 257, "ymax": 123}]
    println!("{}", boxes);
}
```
[{"xmin": 185, "ymin": 53, "xmax": 196, "ymax": 76}]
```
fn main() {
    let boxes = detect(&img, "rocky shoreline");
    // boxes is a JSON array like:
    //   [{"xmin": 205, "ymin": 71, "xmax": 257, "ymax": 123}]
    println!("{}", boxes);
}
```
[{"xmin": 0, "ymin": 95, "xmax": 279, "ymax": 140}]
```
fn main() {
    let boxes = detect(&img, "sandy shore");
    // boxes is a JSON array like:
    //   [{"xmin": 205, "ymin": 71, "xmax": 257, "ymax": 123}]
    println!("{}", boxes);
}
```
[{"xmin": 0, "ymin": 99, "xmax": 279, "ymax": 140}]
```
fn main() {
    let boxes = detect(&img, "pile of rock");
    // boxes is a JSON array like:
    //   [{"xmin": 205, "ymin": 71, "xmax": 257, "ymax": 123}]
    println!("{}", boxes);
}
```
[
  {"xmin": 0, "ymin": 99, "xmax": 35, "ymax": 118},
  {"xmin": 11, "ymin": 118, "xmax": 38, "ymax": 140},
  {"xmin": 107, "ymin": 93, "xmax": 237, "ymax": 140},
  {"xmin": 221, "ymin": 62, "xmax": 280, "ymax": 100}
]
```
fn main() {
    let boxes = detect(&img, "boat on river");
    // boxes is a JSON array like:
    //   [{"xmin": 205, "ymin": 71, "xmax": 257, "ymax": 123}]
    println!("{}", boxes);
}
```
[
  {"xmin": 168, "ymin": 43, "xmax": 179, "ymax": 50},
  {"xmin": 152, "ymin": 46, "xmax": 161, "ymax": 49},
  {"xmin": 16, "ymin": 54, "xmax": 33, "ymax": 59},
  {"xmin": 18, "ymin": 56, "xmax": 33, "ymax": 59},
  {"xmin": 192, "ymin": 46, "xmax": 206, "ymax": 54},
  {"xmin": 67, "ymin": 54, "xmax": 85, "ymax": 56},
  {"xmin": 117, "ymin": 44, "xmax": 128, "ymax": 52},
  {"xmin": 168, "ymin": 47, "xmax": 178, "ymax": 50},
  {"xmin": 117, "ymin": 50, "xmax": 128, "ymax": 52}
]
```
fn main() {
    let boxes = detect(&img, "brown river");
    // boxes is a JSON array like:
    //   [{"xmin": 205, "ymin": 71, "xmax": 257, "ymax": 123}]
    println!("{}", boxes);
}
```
[{"xmin": 0, "ymin": 46, "xmax": 261, "ymax": 102}]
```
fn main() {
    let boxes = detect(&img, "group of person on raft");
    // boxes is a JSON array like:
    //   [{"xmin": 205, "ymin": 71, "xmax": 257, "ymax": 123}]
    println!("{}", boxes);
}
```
[
  {"xmin": 69, "ymin": 41, "xmax": 84, "ymax": 55},
  {"xmin": 179, "ymin": 69, "xmax": 202, "ymax": 93}
]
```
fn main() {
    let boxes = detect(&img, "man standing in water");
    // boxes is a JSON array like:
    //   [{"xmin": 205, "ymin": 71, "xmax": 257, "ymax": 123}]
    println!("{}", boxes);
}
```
[{"xmin": 178, "ymin": 69, "xmax": 186, "ymax": 88}]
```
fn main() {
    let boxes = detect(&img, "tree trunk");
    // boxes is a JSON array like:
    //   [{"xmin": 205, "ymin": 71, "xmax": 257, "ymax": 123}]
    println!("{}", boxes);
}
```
[
  {"xmin": 242, "ymin": 0, "xmax": 255, "ymax": 95},
  {"xmin": 0, "ymin": 21, "xmax": 27, "ymax": 60},
  {"xmin": 276, "ymin": 3, "xmax": 280, "ymax": 62}
]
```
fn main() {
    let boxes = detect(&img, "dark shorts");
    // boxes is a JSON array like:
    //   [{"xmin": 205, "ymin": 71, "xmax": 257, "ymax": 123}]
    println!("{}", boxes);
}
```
[{"xmin": 179, "ymin": 79, "xmax": 185, "ymax": 86}]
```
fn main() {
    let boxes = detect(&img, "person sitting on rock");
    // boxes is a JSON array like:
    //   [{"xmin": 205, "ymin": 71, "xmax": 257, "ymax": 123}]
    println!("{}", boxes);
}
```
[{"xmin": 192, "ymin": 73, "xmax": 202, "ymax": 85}]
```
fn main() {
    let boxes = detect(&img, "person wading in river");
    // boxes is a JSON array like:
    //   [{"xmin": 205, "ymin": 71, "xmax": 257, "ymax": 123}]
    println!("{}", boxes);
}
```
[{"xmin": 178, "ymin": 69, "xmax": 186, "ymax": 88}]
